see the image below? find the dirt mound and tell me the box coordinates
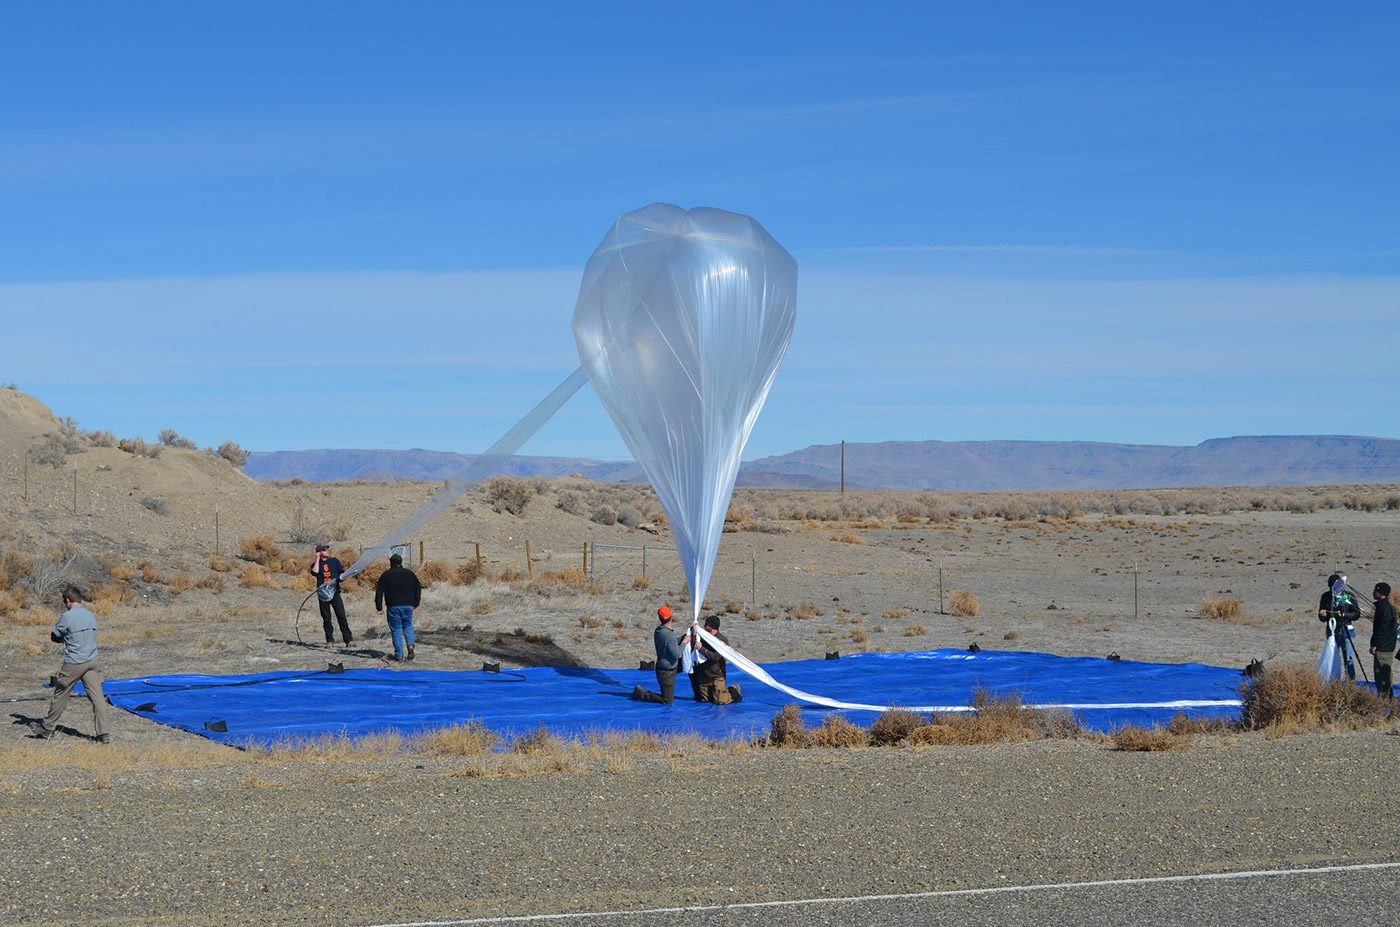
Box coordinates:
[0,387,64,450]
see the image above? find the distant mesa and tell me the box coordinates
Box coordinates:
[244,436,1400,492]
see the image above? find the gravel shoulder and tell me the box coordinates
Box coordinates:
[2,731,1398,926]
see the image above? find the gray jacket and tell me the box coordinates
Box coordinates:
[653,625,681,672]
[52,604,99,664]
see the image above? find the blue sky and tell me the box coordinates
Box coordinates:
[2,2,1396,461]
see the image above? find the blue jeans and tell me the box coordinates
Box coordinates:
[386,605,415,659]
[1334,626,1357,679]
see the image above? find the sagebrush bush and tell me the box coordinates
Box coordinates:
[216,441,248,467]
[118,436,161,459]
[483,476,532,516]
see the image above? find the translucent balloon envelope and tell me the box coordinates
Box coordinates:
[573,204,797,618]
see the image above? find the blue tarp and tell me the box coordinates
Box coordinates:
[105,649,1245,749]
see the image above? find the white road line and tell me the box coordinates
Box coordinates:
[360,860,1400,927]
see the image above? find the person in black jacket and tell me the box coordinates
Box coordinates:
[311,544,353,647]
[1318,573,1361,679]
[375,553,422,661]
[693,615,743,705]
[1369,582,1397,698]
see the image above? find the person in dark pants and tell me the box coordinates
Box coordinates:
[632,605,687,703]
[1369,582,1397,698]
[311,544,353,646]
[375,553,422,661]
[1318,573,1360,679]
[33,586,111,742]
[693,615,742,705]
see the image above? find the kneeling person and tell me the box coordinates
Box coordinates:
[632,605,683,703]
[693,615,742,705]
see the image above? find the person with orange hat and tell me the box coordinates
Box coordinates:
[631,605,687,704]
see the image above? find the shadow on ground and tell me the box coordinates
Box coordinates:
[414,625,589,668]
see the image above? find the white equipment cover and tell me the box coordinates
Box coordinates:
[573,204,797,621]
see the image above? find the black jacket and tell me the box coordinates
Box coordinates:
[1371,599,1398,653]
[375,565,422,610]
[1319,589,1360,627]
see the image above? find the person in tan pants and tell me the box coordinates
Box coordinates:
[33,586,111,743]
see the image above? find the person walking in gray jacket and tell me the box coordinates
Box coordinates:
[32,586,111,742]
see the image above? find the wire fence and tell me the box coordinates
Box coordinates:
[587,541,758,607]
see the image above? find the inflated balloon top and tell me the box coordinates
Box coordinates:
[573,204,797,620]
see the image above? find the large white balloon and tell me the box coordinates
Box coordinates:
[573,204,797,618]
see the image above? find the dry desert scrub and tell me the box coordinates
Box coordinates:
[1238,664,1396,734]
[1198,597,1246,622]
[766,690,1084,749]
[950,590,981,617]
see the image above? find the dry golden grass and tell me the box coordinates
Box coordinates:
[788,602,822,620]
[239,534,284,568]
[238,562,271,588]
[10,604,57,627]
[1198,597,1246,622]
[632,575,650,590]
[950,590,981,617]
[414,720,498,756]
[851,629,868,644]
[1111,725,1184,751]
[809,714,867,748]
[867,708,926,745]
[417,560,456,586]
[830,533,866,544]
[882,607,908,619]
[1239,664,1396,733]
[903,623,927,637]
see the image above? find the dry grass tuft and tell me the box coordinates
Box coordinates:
[903,623,927,637]
[1239,664,1396,733]
[950,590,981,617]
[414,721,499,756]
[768,704,808,747]
[788,602,822,620]
[1198,597,1246,622]
[1112,725,1185,751]
[882,607,908,619]
[417,560,456,586]
[867,708,926,746]
[809,714,867,748]
[239,534,285,569]
[238,562,272,588]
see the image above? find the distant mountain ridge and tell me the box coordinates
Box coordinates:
[245,435,1400,491]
